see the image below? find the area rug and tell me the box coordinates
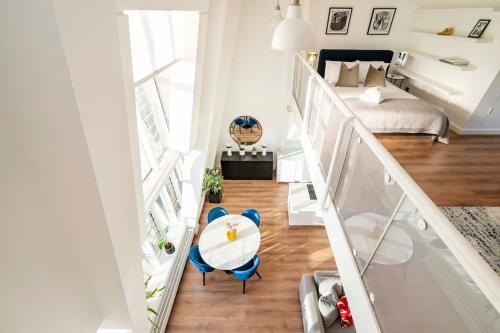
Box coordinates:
[440,207,499,275]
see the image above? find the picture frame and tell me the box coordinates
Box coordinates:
[395,51,408,66]
[325,7,353,35]
[468,19,491,38]
[367,8,396,35]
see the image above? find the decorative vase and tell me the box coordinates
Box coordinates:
[262,145,267,156]
[226,145,232,156]
[226,229,237,241]
[164,242,175,255]
[239,149,245,156]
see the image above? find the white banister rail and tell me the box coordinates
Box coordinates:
[292,52,500,331]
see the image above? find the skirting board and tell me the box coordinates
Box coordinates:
[450,121,500,135]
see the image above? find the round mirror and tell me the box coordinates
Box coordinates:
[229,116,262,146]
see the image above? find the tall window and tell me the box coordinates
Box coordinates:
[141,159,184,266]
[136,79,170,164]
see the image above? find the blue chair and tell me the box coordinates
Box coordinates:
[188,245,215,286]
[207,207,228,224]
[231,256,262,294]
[242,208,260,227]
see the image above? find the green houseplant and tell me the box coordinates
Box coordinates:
[202,168,224,203]
[145,276,164,329]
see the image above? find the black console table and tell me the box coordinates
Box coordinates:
[221,152,273,180]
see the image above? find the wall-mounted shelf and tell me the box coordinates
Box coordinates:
[416,7,500,13]
[410,31,494,44]
[407,51,476,71]
[397,67,463,96]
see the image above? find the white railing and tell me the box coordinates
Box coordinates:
[292,54,500,332]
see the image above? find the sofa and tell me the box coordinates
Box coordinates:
[299,271,356,333]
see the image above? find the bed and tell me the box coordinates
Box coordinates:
[317,49,450,144]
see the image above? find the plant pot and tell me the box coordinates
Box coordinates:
[208,191,222,203]
[164,242,175,255]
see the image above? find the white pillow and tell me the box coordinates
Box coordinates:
[357,61,389,82]
[324,61,357,84]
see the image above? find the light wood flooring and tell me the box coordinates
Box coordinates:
[377,132,500,207]
[166,180,335,332]
[167,132,500,332]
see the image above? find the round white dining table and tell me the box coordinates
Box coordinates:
[199,214,261,270]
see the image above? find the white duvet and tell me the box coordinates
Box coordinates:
[328,81,450,144]
[329,81,417,100]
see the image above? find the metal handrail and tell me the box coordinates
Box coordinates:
[294,53,500,313]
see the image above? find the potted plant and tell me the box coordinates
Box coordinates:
[157,238,175,255]
[251,146,257,156]
[145,276,164,329]
[203,168,224,203]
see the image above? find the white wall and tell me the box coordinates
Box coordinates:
[308,0,500,131]
[215,0,291,164]
[51,0,149,331]
[0,0,143,332]
[466,69,500,131]
[308,0,418,52]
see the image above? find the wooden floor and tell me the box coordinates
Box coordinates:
[166,180,335,332]
[166,132,500,332]
[377,132,500,207]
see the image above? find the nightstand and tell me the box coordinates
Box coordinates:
[386,73,405,88]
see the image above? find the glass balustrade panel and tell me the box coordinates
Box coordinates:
[362,197,500,333]
[333,130,404,272]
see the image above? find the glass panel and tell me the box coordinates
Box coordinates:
[307,81,322,137]
[128,11,175,81]
[139,143,152,181]
[333,131,404,272]
[136,80,169,162]
[153,69,171,129]
[363,197,500,333]
[169,170,182,204]
[165,181,181,216]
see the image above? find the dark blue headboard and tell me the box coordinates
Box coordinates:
[317,49,394,78]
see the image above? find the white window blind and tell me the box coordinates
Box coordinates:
[128,11,176,82]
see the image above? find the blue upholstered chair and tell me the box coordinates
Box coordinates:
[231,256,262,294]
[207,207,228,224]
[242,208,260,227]
[188,245,215,286]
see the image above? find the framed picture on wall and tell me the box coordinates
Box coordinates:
[468,19,491,38]
[367,8,396,35]
[326,7,353,35]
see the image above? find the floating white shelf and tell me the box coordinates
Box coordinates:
[407,51,476,71]
[410,30,494,44]
[415,7,500,13]
[397,68,463,95]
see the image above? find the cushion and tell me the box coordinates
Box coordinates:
[318,277,344,297]
[337,296,353,328]
[324,61,356,84]
[357,61,389,82]
[318,291,339,328]
[364,65,387,87]
[335,63,359,87]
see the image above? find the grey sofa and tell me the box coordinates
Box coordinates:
[299,271,356,333]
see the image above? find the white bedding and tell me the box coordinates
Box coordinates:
[328,81,450,144]
[329,81,417,100]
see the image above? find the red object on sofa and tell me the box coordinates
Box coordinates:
[337,296,353,328]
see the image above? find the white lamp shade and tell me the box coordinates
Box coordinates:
[268,8,283,31]
[272,5,313,51]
